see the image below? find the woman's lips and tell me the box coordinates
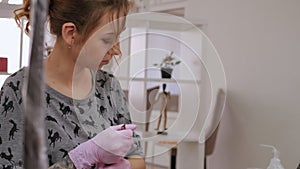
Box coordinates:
[100,60,110,65]
[101,60,109,64]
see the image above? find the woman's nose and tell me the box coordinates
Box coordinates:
[111,42,121,56]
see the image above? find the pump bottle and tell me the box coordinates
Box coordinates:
[260,144,285,169]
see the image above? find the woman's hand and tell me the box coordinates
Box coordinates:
[91,124,136,164]
[68,124,136,169]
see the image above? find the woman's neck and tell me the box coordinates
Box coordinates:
[45,41,93,99]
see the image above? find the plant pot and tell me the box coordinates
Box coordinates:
[161,67,173,79]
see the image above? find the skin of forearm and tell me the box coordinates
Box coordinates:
[128,156,146,169]
[48,156,75,169]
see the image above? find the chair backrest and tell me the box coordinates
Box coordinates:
[145,86,160,131]
[146,86,160,110]
[204,88,226,155]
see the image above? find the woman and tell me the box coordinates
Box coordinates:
[0,0,145,168]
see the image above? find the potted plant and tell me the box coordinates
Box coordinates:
[154,51,181,78]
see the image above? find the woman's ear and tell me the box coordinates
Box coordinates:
[62,22,77,46]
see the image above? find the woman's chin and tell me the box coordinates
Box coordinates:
[98,62,109,68]
[98,64,104,70]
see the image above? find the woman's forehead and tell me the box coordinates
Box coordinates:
[95,17,126,36]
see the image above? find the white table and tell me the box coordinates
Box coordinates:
[141,131,204,169]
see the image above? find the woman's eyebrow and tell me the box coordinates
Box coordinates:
[103,32,117,37]
[105,32,115,35]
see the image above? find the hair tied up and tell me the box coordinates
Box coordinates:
[13,0,31,34]
[48,0,54,11]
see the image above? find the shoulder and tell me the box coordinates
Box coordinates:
[0,67,27,104]
[5,67,26,81]
[2,67,27,90]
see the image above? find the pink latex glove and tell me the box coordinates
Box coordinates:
[68,124,136,169]
[98,159,131,169]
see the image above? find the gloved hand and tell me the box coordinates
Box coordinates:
[98,159,131,169]
[68,124,136,169]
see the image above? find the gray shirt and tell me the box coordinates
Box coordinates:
[0,68,143,168]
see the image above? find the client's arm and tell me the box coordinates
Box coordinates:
[48,156,75,169]
[128,155,146,169]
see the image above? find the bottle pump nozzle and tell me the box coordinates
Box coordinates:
[260,144,284,169]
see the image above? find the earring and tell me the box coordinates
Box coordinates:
[68,38,74,49]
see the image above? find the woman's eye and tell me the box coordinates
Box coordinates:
[102,39,113,45]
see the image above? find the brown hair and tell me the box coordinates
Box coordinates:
[14,0,131,42]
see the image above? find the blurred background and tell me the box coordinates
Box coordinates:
[1,0,299,169]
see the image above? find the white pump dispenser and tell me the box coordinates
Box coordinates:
[260,144,285,169]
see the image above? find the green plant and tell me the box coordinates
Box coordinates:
[153,51,181,68]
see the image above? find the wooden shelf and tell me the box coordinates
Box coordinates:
[148,0,186,13]
[118,76,201,84]
[0,2,21,18]
[140,131,199,142]
[126,13,204,31]
[0,72,10,75]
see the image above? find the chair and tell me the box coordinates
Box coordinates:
[145,86,160,132]
[144,85,160,159]
[145,85,178,169]
[203,88,225,169]
[146,85,179,169]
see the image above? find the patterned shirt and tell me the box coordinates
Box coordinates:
[0,68,143,169]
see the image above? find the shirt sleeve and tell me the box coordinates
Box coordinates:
[0,71,77,169]
[0,75,24,168]
[110,76,144,158]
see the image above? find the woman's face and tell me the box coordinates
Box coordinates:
[76,16,124,70]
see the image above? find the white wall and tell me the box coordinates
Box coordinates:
[185,0,300,169]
